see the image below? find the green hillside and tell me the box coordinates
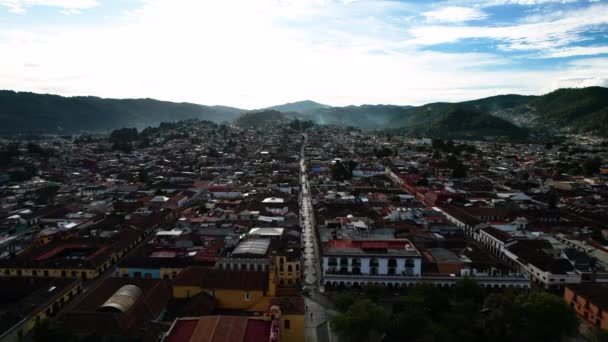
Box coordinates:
[528,87,608,134]
[234,110,290,128]
[0,91,243,134]
[266,100,329,113]
[1,87,606,137]
[399,106,528,139]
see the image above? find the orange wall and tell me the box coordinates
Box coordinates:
[564,287,608,330]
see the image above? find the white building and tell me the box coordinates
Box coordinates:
[321,238,422,288]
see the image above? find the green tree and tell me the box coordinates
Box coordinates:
[35,184,60,205]
[452,162,467,178]
[516,292,578,341]
[332,299,389,342]
[335,292,358,312]
[591,329,608,342]
[109,127,138,144]
[452,278,485,305]
[582,158,602,176]
[480,294,524,342]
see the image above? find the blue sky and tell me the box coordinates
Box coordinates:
[0,0,607,108]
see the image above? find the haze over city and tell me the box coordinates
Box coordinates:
[1,0,607,108]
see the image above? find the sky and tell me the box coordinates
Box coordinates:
[0,0,607,109]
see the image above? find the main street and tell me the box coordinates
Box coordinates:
[300,133,340,342]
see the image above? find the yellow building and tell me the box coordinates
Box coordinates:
[271,297,305,342]
[0,230,145,281]
[276,255,301,288]
[173,265,277,312]
[0,277,82,342]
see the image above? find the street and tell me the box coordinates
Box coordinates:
[300,133,340,342]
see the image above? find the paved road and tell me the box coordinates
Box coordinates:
[300,134,341,342]
[299,134,323,291]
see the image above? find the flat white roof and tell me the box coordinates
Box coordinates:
[156,229,184,236]
[248,228,284,237]
[262,197,284,204]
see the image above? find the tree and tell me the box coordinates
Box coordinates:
[582,158,602,176]
[335,292,358,312]
[36,184,60,205]
[112,141,133,153]
[375,147,393,159]
[432,139,445,149]
[480,294,524,342]
[446,155,459,169]
[547,190,559,209]
[138,169,149,183]
[591,329,608,342]
[331,160,354,181]
[385,301,432,342]
[452,162,467,178]
[416,178,429,186]
[332,299,389,342]
[516,292,578,341]
[109,127,138,144]
[452,278,485,305]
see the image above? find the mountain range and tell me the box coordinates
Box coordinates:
[1,87,607,138]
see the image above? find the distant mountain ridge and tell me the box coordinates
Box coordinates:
[0,87,606,137]
[0,91,243,134]
[265,100,330,113]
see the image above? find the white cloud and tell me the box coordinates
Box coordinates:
[410,4,608,54]
[544,45,608,57]
[0,0,98,14]
[483,0,578,6]
[423,6,488,23]
[0,0,606,108]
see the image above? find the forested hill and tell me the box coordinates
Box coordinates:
[0,91,243,134]
[1,87,607,137]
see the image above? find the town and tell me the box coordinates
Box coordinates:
[1,119,608,342]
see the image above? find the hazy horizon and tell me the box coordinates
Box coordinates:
[2,86,600,111]
[1,0,607,109]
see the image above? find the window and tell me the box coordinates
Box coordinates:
[284,319,291,329]
[4,269,9,275]
[287,265,293,272]
[245,291,251,301]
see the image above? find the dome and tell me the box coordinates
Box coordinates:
[98,285,143,313]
